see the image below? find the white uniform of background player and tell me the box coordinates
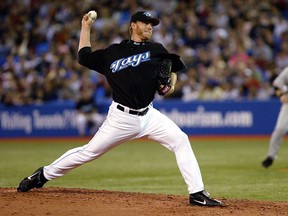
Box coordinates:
[262,66,288,168]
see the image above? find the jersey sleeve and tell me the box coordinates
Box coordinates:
[78,47,106,74]
[155,43,169,54]
[153,43,187,72]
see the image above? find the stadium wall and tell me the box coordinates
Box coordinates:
[0,99,280,137]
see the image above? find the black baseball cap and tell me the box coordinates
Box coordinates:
[130,11,160,26]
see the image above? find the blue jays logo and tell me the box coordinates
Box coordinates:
[110,51,151,73]
[143,12,152,17]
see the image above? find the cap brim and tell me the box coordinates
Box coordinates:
[135,17,160,26]
[148,18,160,26]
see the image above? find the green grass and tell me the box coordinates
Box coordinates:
[1,137,288,201]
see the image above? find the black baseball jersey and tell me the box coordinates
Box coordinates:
[78,39,170,109]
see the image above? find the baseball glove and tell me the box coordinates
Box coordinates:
[154,53,187,72]
[156,59,172,96]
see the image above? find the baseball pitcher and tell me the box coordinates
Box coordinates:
[17,11,225,207]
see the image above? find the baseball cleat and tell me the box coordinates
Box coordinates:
[189,190,226,207]
[262,156,274,168]
[17,167,48,192]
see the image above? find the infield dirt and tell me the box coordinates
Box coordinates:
[1,187,288,216]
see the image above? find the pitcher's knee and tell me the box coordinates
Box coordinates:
[180,131,189,142]
[173,132,190,146]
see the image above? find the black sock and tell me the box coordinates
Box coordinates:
[40,170,48,183]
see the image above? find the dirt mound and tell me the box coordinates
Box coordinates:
[1,187,288,216]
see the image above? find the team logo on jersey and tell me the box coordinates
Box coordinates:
[110,51,151,73]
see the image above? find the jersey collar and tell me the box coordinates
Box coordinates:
[121,39,148,45]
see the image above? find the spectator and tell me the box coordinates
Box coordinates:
[75,89,105,136]
[275,41,288,69]
[252,37,273,70]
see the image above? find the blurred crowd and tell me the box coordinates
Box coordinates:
[1,0,288,106]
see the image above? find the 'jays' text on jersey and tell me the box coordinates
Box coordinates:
[78,40,170,109]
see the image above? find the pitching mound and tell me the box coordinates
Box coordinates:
[1,187,288,216]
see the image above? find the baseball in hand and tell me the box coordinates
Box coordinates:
[88,10,97,21]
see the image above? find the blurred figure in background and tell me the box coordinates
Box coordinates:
[262,66,288,168]
[75,88,105,136]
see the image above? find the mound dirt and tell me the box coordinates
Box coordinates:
[1,187,288,216]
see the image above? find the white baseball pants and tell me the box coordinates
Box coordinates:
[43,101,204,194]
